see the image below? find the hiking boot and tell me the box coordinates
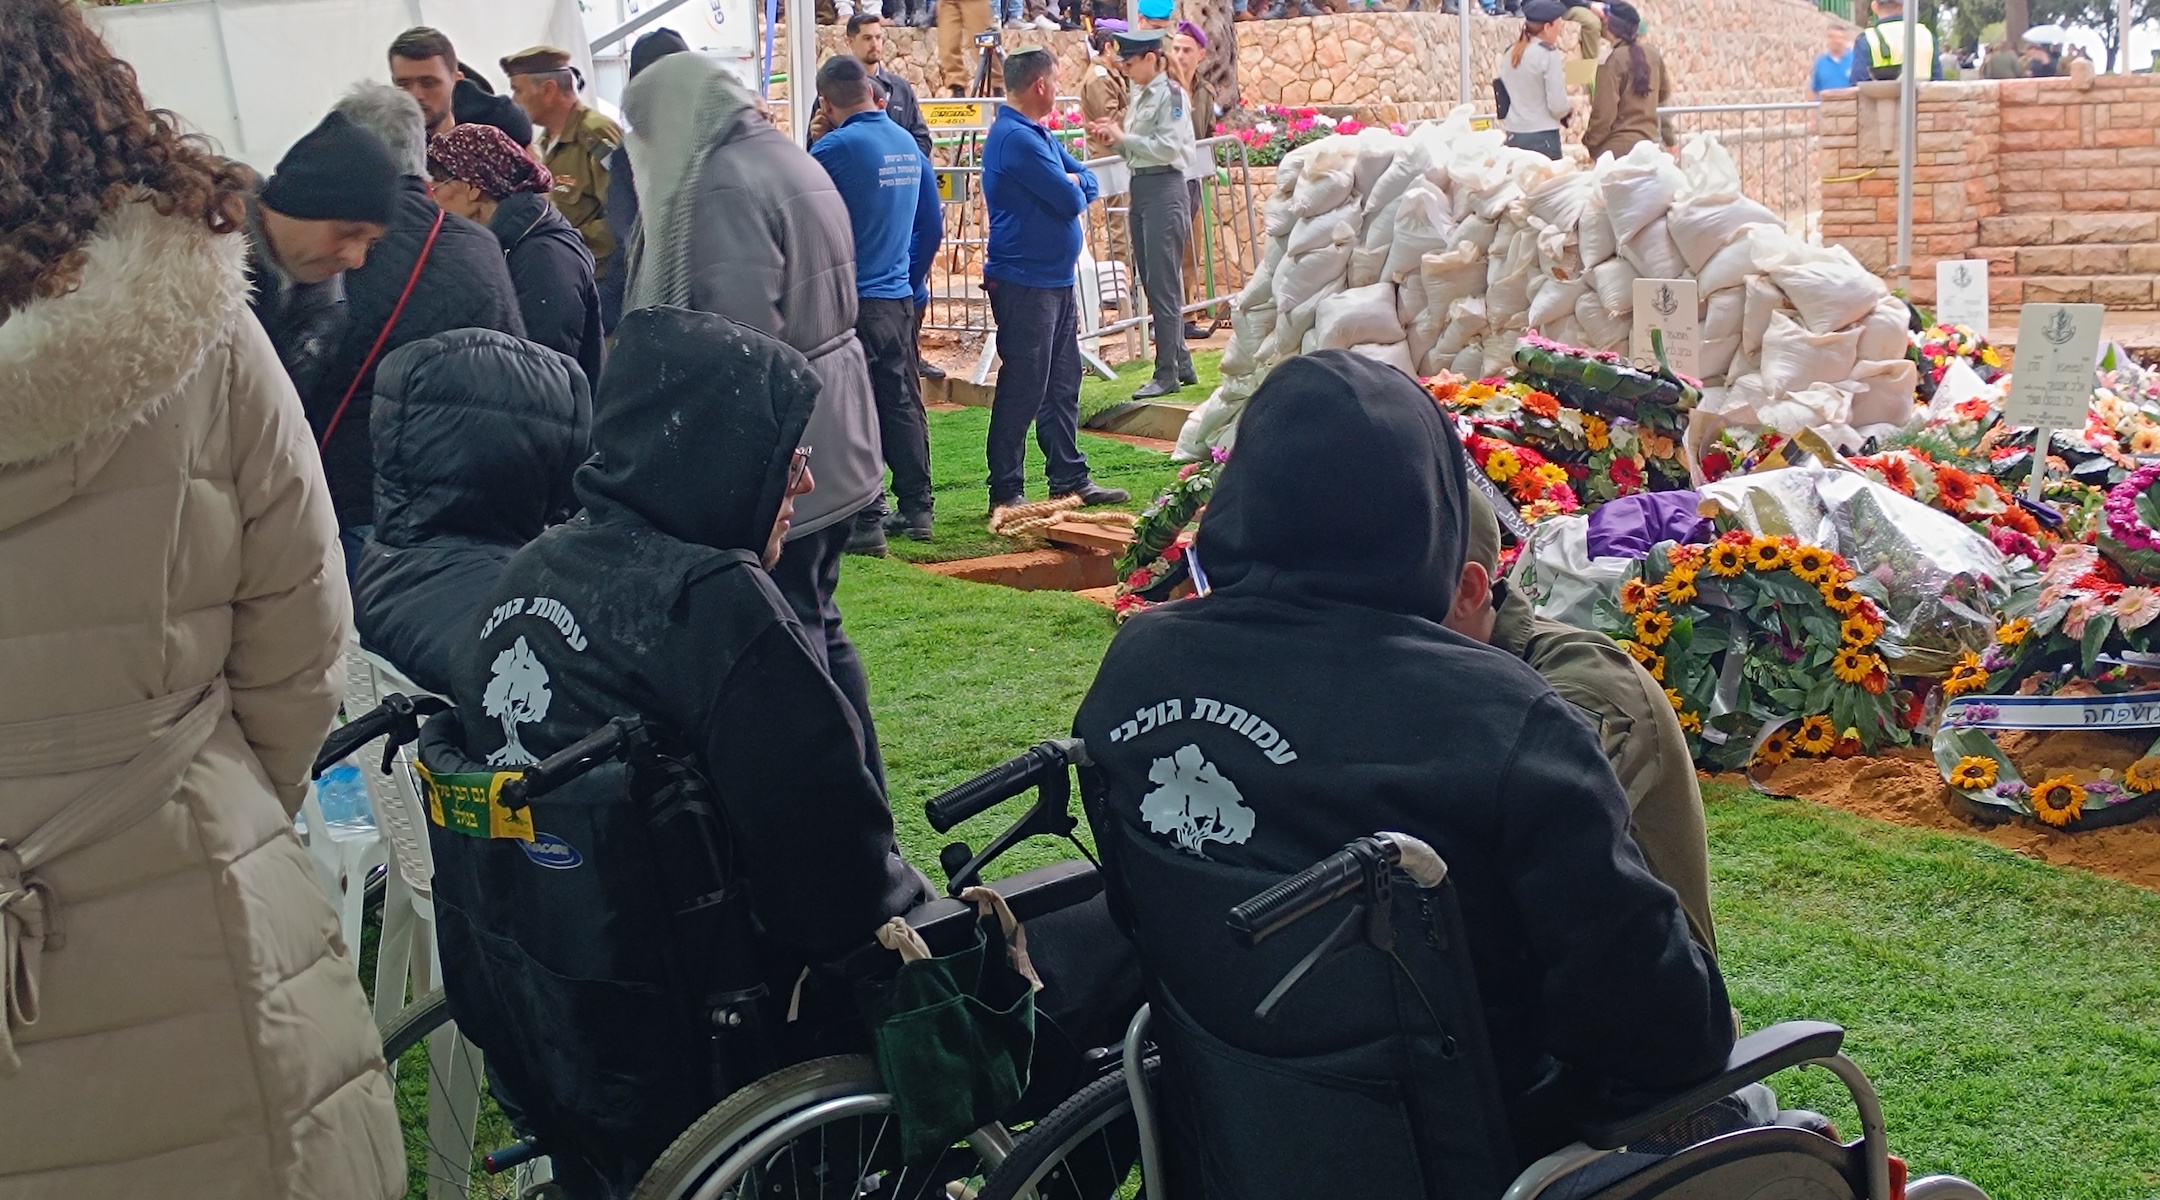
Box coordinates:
[1133,379,1183,399]
[1057,482,1131,507]
[884,509,935,541]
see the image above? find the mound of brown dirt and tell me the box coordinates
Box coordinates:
[1717,739,2160,892]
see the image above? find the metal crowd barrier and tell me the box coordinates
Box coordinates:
[908,99,1265,383]
[1657,102,1824,241]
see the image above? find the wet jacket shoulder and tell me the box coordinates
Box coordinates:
[1076,352,1730,1151]
[492,191,605,388]
[1498,592,1717,953]
[355,328,592,696]
[304,178,525,529]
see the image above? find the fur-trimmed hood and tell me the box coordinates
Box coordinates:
[0,198,251,471]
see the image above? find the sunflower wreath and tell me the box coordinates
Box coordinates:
[1932,692,2160,831]
[1602,530,1909,771]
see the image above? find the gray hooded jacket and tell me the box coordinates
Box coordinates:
[621,53,882,539]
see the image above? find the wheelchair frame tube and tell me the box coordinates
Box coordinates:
[1498,1051,1894,1200]
[1124,1004,1166,1200]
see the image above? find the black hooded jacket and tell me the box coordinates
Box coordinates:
[1075,352,1732,1191]
[492,191,605,389]
[353,329,592,696]
[429,307,931,1192]
[304,176,525,529]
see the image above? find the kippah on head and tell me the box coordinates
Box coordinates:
[816,53,872,107]
[260,110,401,225]
[1004,45,1057,93]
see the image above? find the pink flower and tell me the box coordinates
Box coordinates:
[2114,586,2160,631]
[2065,593,2108,639]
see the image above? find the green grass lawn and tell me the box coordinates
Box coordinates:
[884,407,1184,564]
[1074,348,1223,426]
[842,557,2160,1200]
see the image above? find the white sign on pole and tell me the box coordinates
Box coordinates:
[1935,259,1991,334]
[1631,278,1700,380]
[2006,302,2106,500]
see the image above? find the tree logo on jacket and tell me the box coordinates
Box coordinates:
[483,636,553,766]
[1141,744,1256,857]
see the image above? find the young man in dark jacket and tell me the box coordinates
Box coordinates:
[428,122,606,389]
[312,83,525,578]
[1075,351,1733,1185]
[431,307,933,1194]
[354,329,592,696]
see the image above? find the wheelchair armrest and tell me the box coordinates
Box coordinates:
[906,859,1103,957]
[1579,1020,1846,1151]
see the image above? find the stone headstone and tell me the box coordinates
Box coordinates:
[1631,278,1700,380]
[1935,259,1990,334]
[2007,302,2106,500]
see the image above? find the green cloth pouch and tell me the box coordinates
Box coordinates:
[855,913,1037,1161]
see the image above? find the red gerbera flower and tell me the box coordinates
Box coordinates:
[1608,456,1645,492]
[1935,467,1978,512]
[1700,449,1734,480]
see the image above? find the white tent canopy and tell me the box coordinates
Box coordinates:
[88,0,591,171]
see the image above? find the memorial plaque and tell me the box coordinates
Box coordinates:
[1935,259,1990,334]
[1631,278,1700,380]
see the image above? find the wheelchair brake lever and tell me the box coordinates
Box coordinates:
[942,766,1078,894]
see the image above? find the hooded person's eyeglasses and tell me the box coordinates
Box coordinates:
[789,445,814,490]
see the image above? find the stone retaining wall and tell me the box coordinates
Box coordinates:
[774,1,1835,122]
[1818,72,2160,309]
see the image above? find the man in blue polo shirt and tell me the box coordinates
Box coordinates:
[812,55,945,545]
[981,46,1129,511]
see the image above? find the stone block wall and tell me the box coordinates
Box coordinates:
[1818,73,2160,308]
[775,0,1835,122]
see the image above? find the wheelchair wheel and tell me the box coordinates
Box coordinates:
[977,1058,1158,1200]
[629,1054,1009,1200]
[379,989,542,1200]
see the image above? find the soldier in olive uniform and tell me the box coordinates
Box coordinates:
[502,47,623,298]
[1446,488,1719,954]
[1086,30,1197,399]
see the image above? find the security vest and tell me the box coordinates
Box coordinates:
[1864,17,1938,80]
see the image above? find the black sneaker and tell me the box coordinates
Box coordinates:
[1057,482,1131,507]
[919,360,948,381]
[1184,322,1211,341]
[844,520,889,557]
[1133,379,1183,400]
[883,509,935,541]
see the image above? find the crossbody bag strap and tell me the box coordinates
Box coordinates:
[318,208,447,454]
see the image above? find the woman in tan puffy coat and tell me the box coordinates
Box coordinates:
[0,4,403,1196]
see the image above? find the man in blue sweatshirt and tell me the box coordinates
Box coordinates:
[981,47,1130,511]
[813,55,946,545]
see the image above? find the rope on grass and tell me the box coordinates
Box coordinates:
[989,496,1084,548]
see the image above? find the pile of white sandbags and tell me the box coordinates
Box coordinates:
[1177,110,1921,463]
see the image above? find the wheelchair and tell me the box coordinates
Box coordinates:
[971,820,1998,1200]
[314,707,1106,1200]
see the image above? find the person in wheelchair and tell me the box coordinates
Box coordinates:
[353,328,593,695]
[1073,351,1736,1197]
[422,306,934,1197]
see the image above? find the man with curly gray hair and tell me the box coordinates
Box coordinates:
[304,82,525,585]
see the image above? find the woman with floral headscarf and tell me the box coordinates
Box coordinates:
[428,121,604,385]
[1583,0,1674,162]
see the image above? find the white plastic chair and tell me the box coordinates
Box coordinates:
[342,641,444,1024]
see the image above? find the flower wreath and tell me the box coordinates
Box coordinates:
[1461,430,1581,519]
[1847,447,2048,562]
[1604,531,1907,770]
[1110,453,1225,622]
[1909,322,2005,404]
[1933,695,2160,831]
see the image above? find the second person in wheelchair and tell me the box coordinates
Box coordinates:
[1075,350,1736,1195]
[425,307,936,1196]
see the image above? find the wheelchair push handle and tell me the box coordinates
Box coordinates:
[1226,832,1446,948]
[501,716,647,809]
[925,737,1087,833]
[312,693,450,780]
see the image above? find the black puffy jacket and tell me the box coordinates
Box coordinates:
[491,191,605,390]
[303,177,525,529]
[353,329,591,696]
[1075,352,1732,1197]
